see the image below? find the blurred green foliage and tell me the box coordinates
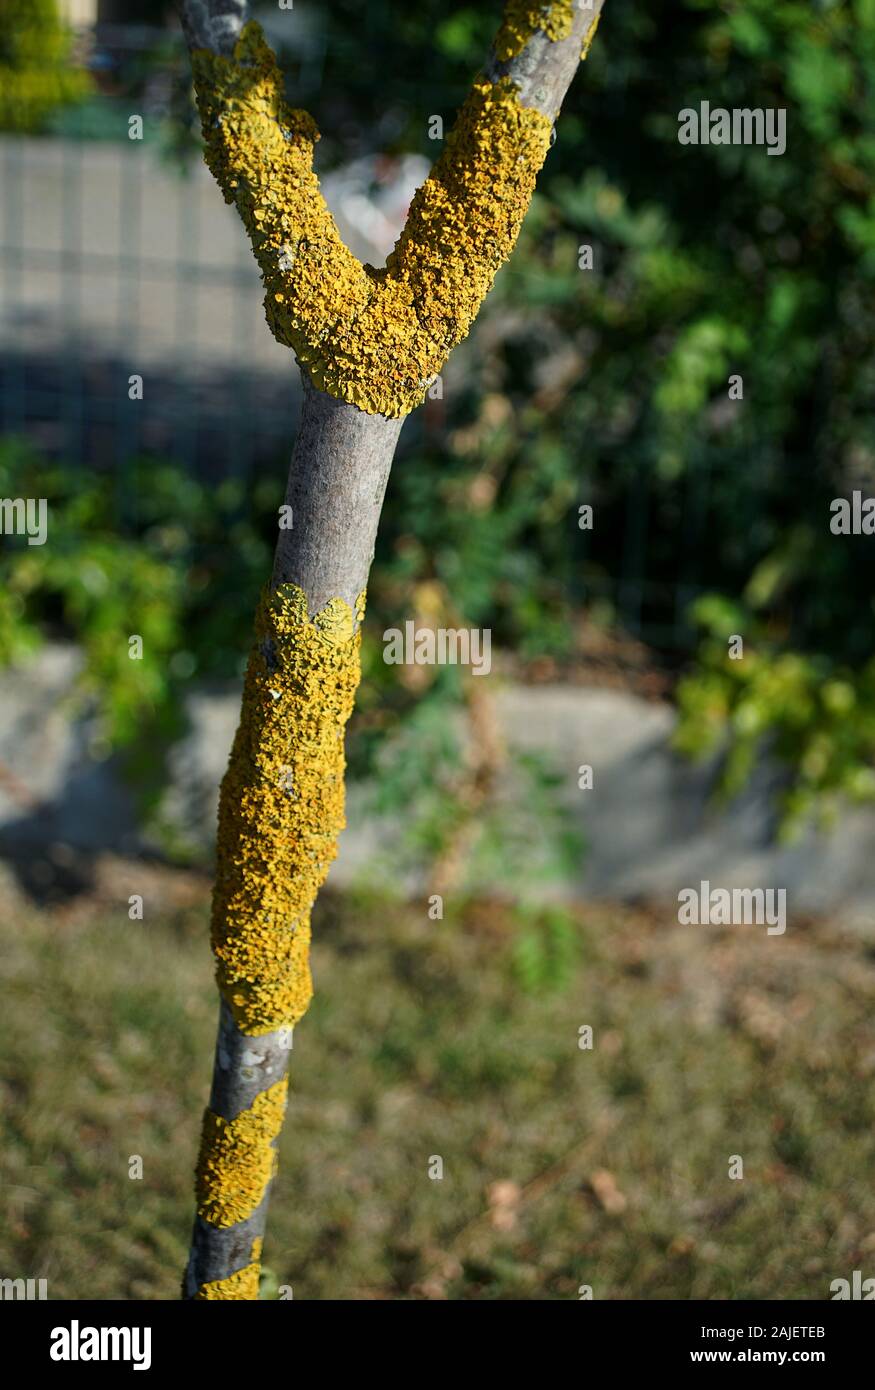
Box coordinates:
[675,595,875,838]
[312,0,875,828]
[0,442,195,808]
[0,0,91,132]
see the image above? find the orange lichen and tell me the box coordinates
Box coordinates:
[191,21,554,417]
[493,1,576,63]
[196,1080,288,1228]
[211,584,363,1034]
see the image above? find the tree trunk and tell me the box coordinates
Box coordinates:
[183,379,403,1298]
[180,0,605,1298]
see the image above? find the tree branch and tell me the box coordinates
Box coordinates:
[182,0,606,417]
[488,1,605,117]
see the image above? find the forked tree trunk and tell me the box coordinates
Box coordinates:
[179,0,605,1298]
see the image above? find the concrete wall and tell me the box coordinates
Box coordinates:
[2,644,874,928]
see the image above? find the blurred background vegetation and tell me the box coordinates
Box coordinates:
[2,0,875,856]
[3,875,874,1299]
[2,0,875,1301]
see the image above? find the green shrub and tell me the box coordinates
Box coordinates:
[0,0,91,132]
[0,439,579,884]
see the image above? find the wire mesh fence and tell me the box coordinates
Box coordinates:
[0,18,780,653]
[0,22,304,485]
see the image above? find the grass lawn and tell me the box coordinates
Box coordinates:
[1,856,874,1300]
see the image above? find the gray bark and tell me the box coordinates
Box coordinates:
[487,0,607,119]
[180,0,605,1297]
[179,0,249,56]
[273,376,404,616]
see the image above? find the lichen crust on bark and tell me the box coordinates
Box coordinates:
[211,583,365,1035]
[190,20,555,417]
[195,1081,288,1228]
[494,1,577,62]
[580,11,601,60]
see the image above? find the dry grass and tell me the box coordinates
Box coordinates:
[1,856,874,1299]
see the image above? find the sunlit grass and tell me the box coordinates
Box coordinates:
[1,861,873,1299]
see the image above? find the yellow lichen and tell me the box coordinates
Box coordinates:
[195,1264,260,1299]
[191,21,554,418]
[493,1,576,64]
[581,10,601,60]
[211,584,363,1034]
[196,1079,288,1228]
